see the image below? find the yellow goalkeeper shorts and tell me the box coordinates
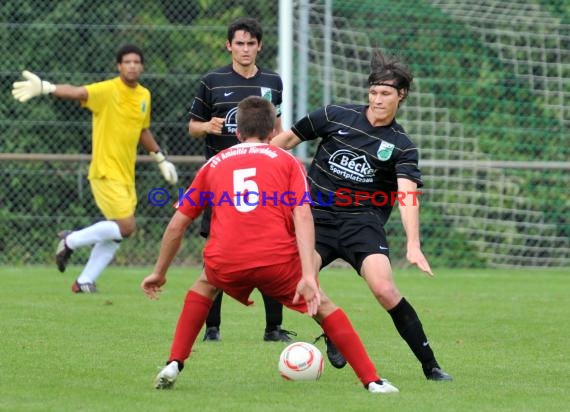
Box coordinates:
[90,178,137,220]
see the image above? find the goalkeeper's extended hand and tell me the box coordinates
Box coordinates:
[150,152,178,185]
[12,70,56,103]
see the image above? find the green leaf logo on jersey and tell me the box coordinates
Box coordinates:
[377,141,395,161]
[260,87,272,101]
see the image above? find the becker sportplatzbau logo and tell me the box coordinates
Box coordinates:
[328,149,375,183]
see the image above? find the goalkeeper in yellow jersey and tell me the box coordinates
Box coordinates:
[12,44,178,293]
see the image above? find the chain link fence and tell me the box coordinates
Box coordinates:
[1,0,569,268]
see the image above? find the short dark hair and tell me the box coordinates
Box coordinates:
[368,49,413,101]
[227,17,263,43]
[116,44,144,64]
[236,96,275,139]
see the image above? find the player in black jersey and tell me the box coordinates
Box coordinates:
[272,50,453,381]
[187,17,293,343]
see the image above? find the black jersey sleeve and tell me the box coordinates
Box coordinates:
[273,75,284,117]
[291,106,328,141]
[395,140,423,188]
[188,75,212,122]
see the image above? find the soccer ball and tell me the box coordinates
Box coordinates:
[278,342,324,381]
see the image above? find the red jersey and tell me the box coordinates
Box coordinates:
[177,143,310,271]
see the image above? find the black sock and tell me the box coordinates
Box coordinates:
[170,359,184,372]
[262,294,283,332]
[388,297,438,371]
[205,293,223,328]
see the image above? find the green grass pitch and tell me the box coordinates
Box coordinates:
[1,266,568,411]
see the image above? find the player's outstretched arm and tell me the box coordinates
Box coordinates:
[12,70,88,103]
[141,211,193,299]
[271,130,302,150]
[12,70,56,103]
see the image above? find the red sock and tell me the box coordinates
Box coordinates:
[321,308,379,386]
[168,290,213,363]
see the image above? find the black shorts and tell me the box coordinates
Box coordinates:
[314,210,390,274]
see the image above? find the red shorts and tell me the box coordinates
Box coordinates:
[204,256,308,314]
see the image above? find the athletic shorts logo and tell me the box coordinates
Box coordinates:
[337,129,350,135]
[224,91,234,97]
[377,141,395,161]
[328,149,375,183]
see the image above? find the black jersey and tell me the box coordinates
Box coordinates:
[292,104,423,218]
[188,64,283,159]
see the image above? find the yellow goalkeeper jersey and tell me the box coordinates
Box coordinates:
[82,77,151,185]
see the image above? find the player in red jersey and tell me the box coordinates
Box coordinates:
[188,17,289,343]
[142,96,399,394]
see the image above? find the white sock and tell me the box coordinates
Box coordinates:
[76,240,120,284]
[66,221,122,250]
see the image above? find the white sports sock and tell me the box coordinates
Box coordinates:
[66,221,122,249]
[76,240,120,284]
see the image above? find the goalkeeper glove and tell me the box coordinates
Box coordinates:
[12,70,56,103]
[150,152,178,185]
